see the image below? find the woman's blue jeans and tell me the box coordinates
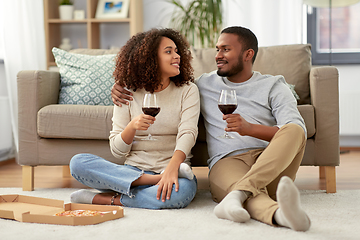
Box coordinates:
[69,153,197,209]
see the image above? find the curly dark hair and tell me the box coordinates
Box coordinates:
[113,28,194,93]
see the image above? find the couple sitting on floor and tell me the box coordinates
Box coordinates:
[70,26,310,232]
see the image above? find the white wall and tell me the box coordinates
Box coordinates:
[0,63,14,161]
[336,65,360,146]
[142,0,303,46]
[143,0,174,30]
[0,63,6,96]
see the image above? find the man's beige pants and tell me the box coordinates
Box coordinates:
[209,123,306,226]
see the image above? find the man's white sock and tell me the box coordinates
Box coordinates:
[274,176,311,231]
[214,190,250,223]
[178,163,194,180]
[70,189,97,204]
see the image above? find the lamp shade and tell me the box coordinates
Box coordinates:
[303,0,360,7]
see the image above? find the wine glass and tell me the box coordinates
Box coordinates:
[218,89,237,139]
[142,93,161,140]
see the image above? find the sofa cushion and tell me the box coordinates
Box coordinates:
[297,104,315,138]
[253,44,312,105]
[191,44,312,105]
[52,47,117,106]
[37,104,314,142]
[37,104,113,139]
[191,47,217,79]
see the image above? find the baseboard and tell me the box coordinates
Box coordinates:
[0,157,15,166]
[340,147,360,152]
[340,135,360,147]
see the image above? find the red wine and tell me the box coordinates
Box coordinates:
[142,107,161,117]
[218,104,237,115]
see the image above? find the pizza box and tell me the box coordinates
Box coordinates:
[0,194,124,225]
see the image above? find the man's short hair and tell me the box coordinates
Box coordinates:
[221,26,258,63]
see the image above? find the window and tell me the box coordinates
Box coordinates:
[0,12,3,62]
[307,2,360,64]
[0,1,3,62]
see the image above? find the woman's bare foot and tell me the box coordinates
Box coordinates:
[92,192,123,206]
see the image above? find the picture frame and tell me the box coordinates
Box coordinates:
[95,0,130,19]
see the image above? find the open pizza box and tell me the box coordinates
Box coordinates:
[0,194,124,225]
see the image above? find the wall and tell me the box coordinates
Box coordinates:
[0,62,6,96]
[337,65,360,147]
[143,0,174,30]
[0,62,14,161]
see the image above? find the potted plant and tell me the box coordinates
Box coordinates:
[167,0,223,48]
[59,0,74,20]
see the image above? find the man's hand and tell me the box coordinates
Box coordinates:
[224,114,252,136]
[111,83,133,106]
[224,114,279,142]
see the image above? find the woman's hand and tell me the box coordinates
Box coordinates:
[121,114,156,144]
[156,167,179,202]
[111,83,133,106]
[129,114,156,131]
[155,150,185,202]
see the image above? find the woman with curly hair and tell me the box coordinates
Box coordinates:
[69,28,200,209]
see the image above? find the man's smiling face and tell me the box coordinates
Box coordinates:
[215,33,245,78]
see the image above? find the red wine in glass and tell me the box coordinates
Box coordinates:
[142,93,160,140]
[218,104,237,115]
[142,107,161,117]
[218,89,237,139]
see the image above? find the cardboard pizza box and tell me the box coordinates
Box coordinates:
[0,194,124,225]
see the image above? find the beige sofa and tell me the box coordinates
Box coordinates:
[17,44,339,192]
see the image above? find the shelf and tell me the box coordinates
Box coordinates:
[89,18,131,23]
[47,18,131,23]
[48,19,88,23]
[43,0,143,69]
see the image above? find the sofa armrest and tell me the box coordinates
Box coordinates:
[309,66,339,166]
[17,70,60,165]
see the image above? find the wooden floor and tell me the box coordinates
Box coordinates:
[0,151,359,191]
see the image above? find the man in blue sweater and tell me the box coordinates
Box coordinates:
[111,26,311,231]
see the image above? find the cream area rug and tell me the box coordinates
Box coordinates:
[0,188,359,240]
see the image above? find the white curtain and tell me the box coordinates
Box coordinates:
[223,0,304,47]
[0,0,46,156]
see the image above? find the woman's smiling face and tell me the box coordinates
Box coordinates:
[157,36,181,81]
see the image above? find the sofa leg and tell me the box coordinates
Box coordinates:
[322,166,336,193]
[63,165,71,178]
[319,166,325,179]
[22,166,34,191]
